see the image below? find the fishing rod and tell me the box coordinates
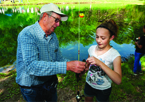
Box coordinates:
[75,0,85,101]
[75,59,85,102]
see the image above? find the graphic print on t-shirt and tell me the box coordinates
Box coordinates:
[86,63,106,85]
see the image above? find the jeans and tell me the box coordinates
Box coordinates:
[133,51,144,73]
[20,85,57,102]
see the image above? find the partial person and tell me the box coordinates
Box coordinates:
[16,3,85,102]
[133,25,145,75]
[83,19,122,102]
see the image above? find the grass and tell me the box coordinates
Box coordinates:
[0,0,144,12]
[0,0,144,6]
[0,70,22,102]
[0,0,144,14]
[1,55,145,101]
[109,55,145,101]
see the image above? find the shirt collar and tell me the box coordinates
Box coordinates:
[35,21,54,39]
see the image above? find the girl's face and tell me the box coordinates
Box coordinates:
[96,28,114,49]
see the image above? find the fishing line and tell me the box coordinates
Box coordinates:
[78,0,80,62]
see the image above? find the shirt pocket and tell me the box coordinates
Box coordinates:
[52,48,58,61]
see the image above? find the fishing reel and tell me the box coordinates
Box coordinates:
[75,72,85,102]
[76,90,84,102]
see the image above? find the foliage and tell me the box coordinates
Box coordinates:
[0,11,39,66]
[0,70,16,78]
[1,4,145,66]
[141,56,145,69]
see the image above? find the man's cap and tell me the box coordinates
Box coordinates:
[40,3,68,21]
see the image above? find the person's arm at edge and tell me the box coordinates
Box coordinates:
[135,41,142,49]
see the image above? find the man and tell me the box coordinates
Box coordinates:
[133,25,145,75]
[16,3,86,102]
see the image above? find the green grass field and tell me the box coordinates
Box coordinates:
[0,0,144,5]
[1,0,144,11]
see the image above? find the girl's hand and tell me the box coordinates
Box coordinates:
[86,56,101,66]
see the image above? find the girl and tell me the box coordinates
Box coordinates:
[84,19,122,102]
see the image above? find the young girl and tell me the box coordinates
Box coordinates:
[84,19,122,102]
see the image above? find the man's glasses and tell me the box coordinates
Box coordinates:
[47,13,61,23]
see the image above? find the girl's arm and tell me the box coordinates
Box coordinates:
[86,56,122,85]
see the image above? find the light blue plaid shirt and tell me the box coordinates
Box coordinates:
[16,21,69,86]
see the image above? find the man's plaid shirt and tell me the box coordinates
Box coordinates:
[16,21,68,86]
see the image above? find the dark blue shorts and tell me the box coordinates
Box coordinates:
[84,82,112,102]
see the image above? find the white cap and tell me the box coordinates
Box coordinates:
[40,3,68,21]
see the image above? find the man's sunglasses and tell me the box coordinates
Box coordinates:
[47,13,61,23]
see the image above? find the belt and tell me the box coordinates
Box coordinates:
[19,84,42,89]
[19,85,31,89]
[19,81,58,89]
[19,75,58,89]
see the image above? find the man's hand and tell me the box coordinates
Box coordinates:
[67,61,86,73]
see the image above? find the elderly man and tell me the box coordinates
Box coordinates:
[16,3,85,102]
